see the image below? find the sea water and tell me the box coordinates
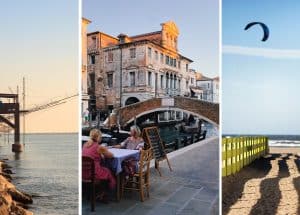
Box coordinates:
[223,134,300,148]
[0,133,78,215]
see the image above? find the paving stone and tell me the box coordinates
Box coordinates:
[194,187,218,203]
[82,139,219,215]
[166,187,199,205]
[147,203,180,215]
[178,199,211,215]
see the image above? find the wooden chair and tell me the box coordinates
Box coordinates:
[82,156,107,211]
[121,148,153,201]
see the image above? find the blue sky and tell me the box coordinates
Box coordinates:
[83,0,219,77]
[223,0,300,134]
[0,0,78,132]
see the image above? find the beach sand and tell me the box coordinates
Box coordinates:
[269,146,300,154]
[223,147,300,215]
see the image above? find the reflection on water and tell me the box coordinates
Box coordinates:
[0,133,78,215]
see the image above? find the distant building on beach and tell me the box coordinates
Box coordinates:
[196,73,219,103]
[86,21,198,111]
[81,17,91,114]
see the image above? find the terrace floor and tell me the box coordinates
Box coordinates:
[82,137,219,215]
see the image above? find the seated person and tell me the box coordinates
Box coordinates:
[82,129,116,200]
[114,125,144,150]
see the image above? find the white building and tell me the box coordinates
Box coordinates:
[196,74,219,103]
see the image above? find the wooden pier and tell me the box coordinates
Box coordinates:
[0,93,23,152]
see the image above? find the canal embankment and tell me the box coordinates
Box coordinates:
[82,136,219,215]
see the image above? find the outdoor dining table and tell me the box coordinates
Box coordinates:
[107,148,140,201]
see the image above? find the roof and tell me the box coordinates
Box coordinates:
[87,31,119,40]
[195,73,213,81]
[190,86,204,94]
[82,17,91,24]
[213,76,219,81]
[130,31,162,39]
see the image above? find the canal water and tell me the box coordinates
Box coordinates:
[159,122,218,143]
[0,133,78,215]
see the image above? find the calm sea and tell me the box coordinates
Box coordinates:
[0,133,78,215]
[223,134,300,147]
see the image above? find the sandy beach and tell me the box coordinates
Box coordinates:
[223,147,300,215]
[269,146,300,154]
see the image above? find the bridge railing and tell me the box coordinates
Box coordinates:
[222,136,269,177]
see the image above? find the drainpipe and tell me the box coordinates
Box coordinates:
[119,46,123,108]
[211,80,214,102]
[155,73,158,98]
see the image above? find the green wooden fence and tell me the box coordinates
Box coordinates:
[222,136,269,177]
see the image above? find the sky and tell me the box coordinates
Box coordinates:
[83,0,219,77]
[223,0,300,135]
[0,1,78,133]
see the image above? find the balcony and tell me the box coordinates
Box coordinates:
[122,86,154,93]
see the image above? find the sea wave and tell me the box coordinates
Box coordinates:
[269,140,300,147]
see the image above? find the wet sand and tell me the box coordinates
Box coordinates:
[223,147,300,215]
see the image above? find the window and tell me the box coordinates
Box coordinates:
[155,51,158,60]
[107,73,113,88]
[130,72,135,86]
[178,60,181,69]
[178,79,181,89]
[108,52,113,62]
[186,80,189,89]
[148,47,152,58]
[92,37,97,48]
[90,55,95,64]
[186,64,188,72]
[160,53,164,63]
[170,58,173,66]
[89,73,95,90]
[160,75,164,88]
[166,56,170,65]
[174,59,176,67]
[129,48,136,58]
[148,72,152,86]
[191,78,194,85]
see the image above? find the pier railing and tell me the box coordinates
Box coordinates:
[222,136,269,177]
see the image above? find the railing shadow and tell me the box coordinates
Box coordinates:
[222,154,279,214]
[293,156,300,214]
[249,154,291,215]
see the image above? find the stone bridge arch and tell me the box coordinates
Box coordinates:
[115,97,219,128]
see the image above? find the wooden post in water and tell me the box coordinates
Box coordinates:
[12,94,24,152]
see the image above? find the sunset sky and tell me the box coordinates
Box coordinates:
[83,0,219,77]
[0,0,78,133]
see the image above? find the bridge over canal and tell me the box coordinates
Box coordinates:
[114,97,219,128]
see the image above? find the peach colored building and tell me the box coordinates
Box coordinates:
[87,21,197,111]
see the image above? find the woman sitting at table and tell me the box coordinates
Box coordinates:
[113,125,144,150]
[82,129,116,193]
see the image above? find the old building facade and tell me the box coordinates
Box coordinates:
[196,73,219,103]
[87,21,197,111]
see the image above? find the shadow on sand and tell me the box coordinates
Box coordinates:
[249,154,291,215]
[222,154,279,214]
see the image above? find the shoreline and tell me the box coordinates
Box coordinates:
[0,159,33,215]
[269,146,300,154]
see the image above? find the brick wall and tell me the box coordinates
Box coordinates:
[116,97,219,127]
